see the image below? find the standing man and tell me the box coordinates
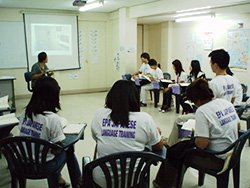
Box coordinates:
[31,52,53,88]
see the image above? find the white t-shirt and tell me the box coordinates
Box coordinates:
[91,107,161,187]
[195,98,239,155]
[148,67,164,81]
[175,71,188,83]
[233,76,243,106]
[139,63,150,75]
[19,110,66,160]
[189,71,206,82]
[91,107,161,158]
[209,75,240,105]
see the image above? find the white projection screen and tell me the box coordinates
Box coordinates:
[24,13,80,71]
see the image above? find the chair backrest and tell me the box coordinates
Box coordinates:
[82,151,163,188]
[163,72,171,80]
[0,136,64,179]
[24,72,33,92]
[227,129,250,171]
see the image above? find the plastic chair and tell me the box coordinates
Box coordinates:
[177,129,250,188]
[241,84,249,102]
[24,72,33,92]
[82,151,164,188]
[0,136,66,188]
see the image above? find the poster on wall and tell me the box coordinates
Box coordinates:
[227,29,250,70]
[203,31,213,50]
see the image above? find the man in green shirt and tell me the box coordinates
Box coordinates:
[31,52,53,88]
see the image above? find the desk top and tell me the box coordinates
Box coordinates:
[61,124,87,149]
[0,76,16,80]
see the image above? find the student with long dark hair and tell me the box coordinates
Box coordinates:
[160,59,188,112]
[19,77,81,188]
[91,80,163,187]
[188,60,206,82]
[154,79,240,187]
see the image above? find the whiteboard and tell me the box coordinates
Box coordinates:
[0,22,27,69]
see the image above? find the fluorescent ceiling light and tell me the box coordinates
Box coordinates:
[174,11,210,18]
[79,0,104,12]
[176,6,211,13]
[175,14,215,22]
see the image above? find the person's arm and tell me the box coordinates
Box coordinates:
[195,137,209,149]
[31,71,46,80]
[152,139,164,150]
[152,127,163,150]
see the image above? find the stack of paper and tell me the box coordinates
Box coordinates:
[0,95,10,110]
[181,119,196,131]
[0,113,19,126]
[63,123,87,134]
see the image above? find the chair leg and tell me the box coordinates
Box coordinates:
[47,173,59,188]
[11,174,18,188]
[198,171,205,186]
[217,172,229,188]
[19,178,26,188]
[233,162,240,188]
[176,165,188,188]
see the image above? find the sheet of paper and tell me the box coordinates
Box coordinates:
[0,113,19,126]
[0,95,10,110]
[63,123,86,134]
[181,119,195,131]
[161,79,173,84]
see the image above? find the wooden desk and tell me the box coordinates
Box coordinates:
[61,124,87,188]
[0,76,16,109]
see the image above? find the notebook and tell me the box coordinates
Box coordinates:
[0,113,19,126]
[63,123,87,134]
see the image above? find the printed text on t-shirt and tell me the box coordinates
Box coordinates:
[215,106,237,126]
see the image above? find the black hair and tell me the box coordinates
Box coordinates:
[38,52,47,63]
[226,67,234,76]
[105,80,140,127]
[172,59,184,76]
[186,79,214,103]
[208,49,230,70]
[148,59,158,66]
[25,77,61,120]
[140,52,150,61]
[190,60,202,79]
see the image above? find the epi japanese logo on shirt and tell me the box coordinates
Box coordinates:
[101,118,137,138]
[20,118,43,138]
[215,106,237,126]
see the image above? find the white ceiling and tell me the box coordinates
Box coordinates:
[1,0,250,24]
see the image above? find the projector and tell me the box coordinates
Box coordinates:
[73,0,87,7]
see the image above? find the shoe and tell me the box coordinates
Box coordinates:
[154,103,158,108]
[140,102,147,107]
[59,181,70,188]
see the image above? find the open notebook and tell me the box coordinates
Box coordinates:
[0,113,19,126]
[63,123,87,134]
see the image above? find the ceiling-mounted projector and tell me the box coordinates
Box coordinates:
[73,0,87,6]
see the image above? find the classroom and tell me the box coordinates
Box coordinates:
[0,0,250,187]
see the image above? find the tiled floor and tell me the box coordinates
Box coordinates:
[0,92,250,188]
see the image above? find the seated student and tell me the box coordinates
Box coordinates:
[91,80,163,187]
[18,77,81,188]
[31,52,53,88]
[132,52,151,78]
[140,59,164,107]
[208,49,242,106]
[159,59,188,112]
[154,79,240,188]
[180,60,206,114]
